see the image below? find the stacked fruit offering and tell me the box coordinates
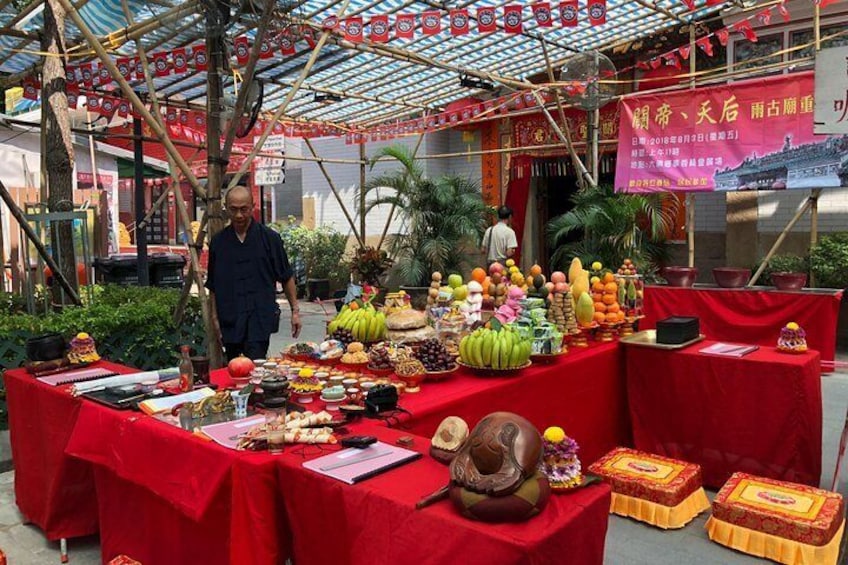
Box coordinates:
[327,301,386,343]
[329,328,354,348]
[415,338,455,372]
[459,326,532,370]
[368,344,394,371]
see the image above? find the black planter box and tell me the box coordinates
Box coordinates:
[656,316,700,344]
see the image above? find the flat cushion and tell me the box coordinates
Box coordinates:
[712,472,844,546]
[450,471,551,523]
[588,447,702,507]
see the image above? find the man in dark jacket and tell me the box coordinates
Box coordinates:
[205,186,301,361]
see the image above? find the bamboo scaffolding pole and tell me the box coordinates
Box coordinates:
[220,0,276,162]
[137,149,202,230]
[376,126,426,251]
[225,0,354,191]
[359,141,366,243]
[540,40,589,190]
[748,194,817,287]
[810,4,822,287]
[56,0,208,203]
[303,137,365,247]
[0,179,81,305]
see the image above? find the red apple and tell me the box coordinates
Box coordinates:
[227,355,255,381]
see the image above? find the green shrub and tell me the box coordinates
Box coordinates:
[753,254,810,286]
[0,285,204,370]
[811,233,848,289]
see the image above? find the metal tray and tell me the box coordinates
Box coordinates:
[619,329,705,350]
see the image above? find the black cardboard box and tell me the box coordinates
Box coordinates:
[656,316,700,344]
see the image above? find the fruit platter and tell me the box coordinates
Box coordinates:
[285,342,318,361]
[367,343,395,377]
[458,325,532,377]
[415,338,458,380]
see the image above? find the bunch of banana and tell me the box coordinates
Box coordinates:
[459,325,532,370]
[327,303,387,343]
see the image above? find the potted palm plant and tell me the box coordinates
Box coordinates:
[547,184,678,274]
[362,145,488,304]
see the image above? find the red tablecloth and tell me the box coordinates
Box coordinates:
[276,423,611,565]
[395,342,630,467]
[642,285,842,370]
[626,340,822,489]
[2,360,134,540]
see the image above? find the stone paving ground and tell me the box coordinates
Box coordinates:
[1,300,846,564]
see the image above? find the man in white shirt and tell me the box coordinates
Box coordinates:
[482,205,518,264]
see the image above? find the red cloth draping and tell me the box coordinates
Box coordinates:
[626,340,822,489]
[276,423,611,565]
[2,360,134,540]
[505,155,533,261]
[642,285,843,369]
[395,342,631,466]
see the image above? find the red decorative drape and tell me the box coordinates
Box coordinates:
[504,155,533,263]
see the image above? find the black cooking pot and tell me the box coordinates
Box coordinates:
[26,333,67,362]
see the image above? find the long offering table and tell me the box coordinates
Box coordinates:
[4,342,627,565]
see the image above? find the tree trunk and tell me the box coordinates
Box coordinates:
[42,0,77,306]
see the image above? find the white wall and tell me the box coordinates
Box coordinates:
[758,188,848,233]
[300,129,484,241]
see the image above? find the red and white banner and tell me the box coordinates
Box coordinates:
[370,14,390,42]
[450,9,470,35]
[80,63,94,88]
[395,13,415,38]
[97,65,112,86]
[22,76,39,100]
[172,48,188,73]
[260,39,275,59]
[533,3,553,27]
[504,5,523,33]
[587,0,606,26]
[615,72,845,193]
[559,1,579,27]
[344,17,364,42]
[477,7,497,32]
[422,11,442,35]
[153,52,170,77]
[193,45,208,71]
[234,36,250,64]
[280,36,296,55]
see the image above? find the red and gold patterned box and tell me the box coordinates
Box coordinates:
[712,473,844,547]
[588,447,702,507]
[108,556,142,565]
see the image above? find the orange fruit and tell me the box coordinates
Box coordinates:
[602,294,616,305]
[471,267,487,283]
[607,303,620,314]
[617,311,626,321]
[593,312,606,323]
[603,272,615,284]
[605,312,618,323]
[593,301,606,313]
[592,281,605,292]
[349,302,359,311]
[604,282,618,294]
[529,264,542,277]
[591,292,603,303]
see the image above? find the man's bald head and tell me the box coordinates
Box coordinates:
[225,185,253,207]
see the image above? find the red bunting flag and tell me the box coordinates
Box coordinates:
[260,39,274,59]
[477,7,497,32]
[450,9,470,35]
[678,44,691,59]
[778,2,790,22]
[421,11,441,35]
[100,96,118,118]
[117,100,129,118]
[663,52,681,69]
[65,65,77,86]
[22,76,39,100]
[636,60,650,70]
[681,0,695,10]
[178,110,189,127]
[396,14,415,38]
[533,2,553,26]
[706,0,723,5]
[166,107,178,124]
[191,111,206,129]
[696,36,714,56]
[715,28,729,46]
[193,45,208,71]
[234,36,250,64]
[172,48,188,73]
[587,0,606,26]
[504,5,523,33]
[86,96,100,113]
[344,17,364,42]
[816,0,839,8]
[322,15,339,30]
[279,36,296,55]
[67,86,79,109]
[756,8,772,25]
[733,20,757,42]
[134,58,145,78]
[97,65,111,86]
[370,15,390,42]
[80,63,94,88]
[649,57,661,69]
[559,1,578,27]
[115,58,130,80]
[301,26,317,48]
[153,52,170,77]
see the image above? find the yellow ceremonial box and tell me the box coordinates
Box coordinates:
[589,447,710,529]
